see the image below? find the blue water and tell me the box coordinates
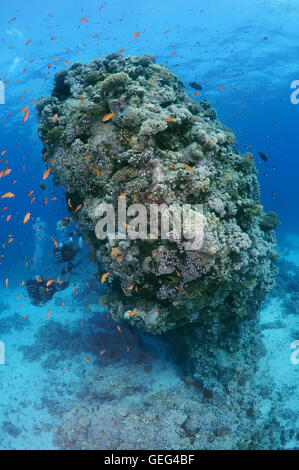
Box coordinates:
[0,0,298,450]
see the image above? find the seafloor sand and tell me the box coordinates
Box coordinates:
[0,234,298,450]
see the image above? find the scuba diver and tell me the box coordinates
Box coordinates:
[26,272,71,306]
[26,237,83,306]
[53,239,81,264]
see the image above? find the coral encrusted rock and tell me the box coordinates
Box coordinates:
[36,54,278,334]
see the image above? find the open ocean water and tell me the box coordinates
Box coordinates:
[0,0,298,451]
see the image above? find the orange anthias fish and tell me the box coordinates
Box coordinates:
[43,168,51,180]
[74,204,82,213]
[93,168,101,176]
[1,192,15,199]
[52,114,58,123]
[23,212,31,224]
[23,109,30,122]
[184,164,195,173]
[51,237,58,248]
[101,272,110,283]
[102,112,115,122]
[132,32,140,38]
[19,106,29,115]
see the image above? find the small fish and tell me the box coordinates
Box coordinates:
[165,116,174,122]
[259,151,269,162]
[128,310,137,316]
[132,32,140,38]
[51,237,58,247]
[23,212,31,224]
[102,112,115,122]
[1,192,15,199]
[74,204,82,213]
[52,114,58,123]
[184,164,195,173]
[189,81,202,91]
[23,109,30,122]
[43,168,51,180]
[93,168,101,176]
[101,272,110,283]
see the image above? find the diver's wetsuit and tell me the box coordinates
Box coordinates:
[26,276,69,306]
[54,244,80,263]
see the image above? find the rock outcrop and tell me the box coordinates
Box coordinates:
[36,54,278,335]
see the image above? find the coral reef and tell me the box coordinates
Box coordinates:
[36,53,278,335]
[19,313,288,450]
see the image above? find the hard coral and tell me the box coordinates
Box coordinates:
[37,54,279,335]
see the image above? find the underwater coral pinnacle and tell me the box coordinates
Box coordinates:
[37,53,278,334]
